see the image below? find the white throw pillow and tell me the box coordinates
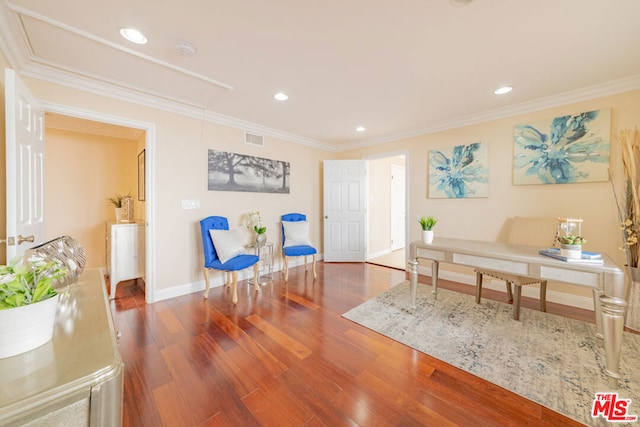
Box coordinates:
[209,229,245,263]
[283,221,311,248]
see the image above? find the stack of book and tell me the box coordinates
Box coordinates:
[538,247,604,264]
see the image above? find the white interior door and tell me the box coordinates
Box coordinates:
[390,164,405,251]
[323,160,366,262]
[4,68,45,260]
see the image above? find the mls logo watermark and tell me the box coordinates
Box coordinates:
[592,392,638,422]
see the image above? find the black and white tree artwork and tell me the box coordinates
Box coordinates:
[207,149,290,193]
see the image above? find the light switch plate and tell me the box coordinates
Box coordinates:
[181,199,200,209]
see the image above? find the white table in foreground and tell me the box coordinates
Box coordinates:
[0,269,123,426]
[408,238,627,388]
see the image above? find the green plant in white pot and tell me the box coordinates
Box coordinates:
[0,254,67,358]
[418,215,438,244]
[107,192,131,222]
[558,234,586,259]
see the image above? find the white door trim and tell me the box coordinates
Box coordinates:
[41,102,157,304]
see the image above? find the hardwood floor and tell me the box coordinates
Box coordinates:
[109,262,591,426]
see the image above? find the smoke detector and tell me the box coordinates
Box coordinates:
[450,0,474,6]
[176,41,196,57]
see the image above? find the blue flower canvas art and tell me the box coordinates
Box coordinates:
[429,142,489,198]
[513,109,610,185]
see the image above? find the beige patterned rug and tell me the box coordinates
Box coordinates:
[343,281,640,427]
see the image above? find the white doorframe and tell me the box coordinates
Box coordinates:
[390,163,405,251]
[364,150,409,262]
[41,102,157,304]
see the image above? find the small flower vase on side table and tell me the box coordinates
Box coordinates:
[422,230,434,244]
[256,233,267,247]
[114,207,123,222]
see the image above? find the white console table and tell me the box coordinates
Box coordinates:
[0,269,123,426]
[408,237,627,388]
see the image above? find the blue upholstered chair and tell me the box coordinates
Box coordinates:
[200,216,259,304]
[281,213,317,281]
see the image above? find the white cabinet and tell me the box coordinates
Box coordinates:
[106,221,145,299]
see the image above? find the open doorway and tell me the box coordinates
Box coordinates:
[43,110,154,302]
[365,152,408,270]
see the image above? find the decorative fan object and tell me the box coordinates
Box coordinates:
[28,236,87,288]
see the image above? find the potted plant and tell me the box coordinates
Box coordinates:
[418,215,438,244]
[108,192,131,222]
[245,211,267,246]
[0,254,67,358]
[557,234,586,259]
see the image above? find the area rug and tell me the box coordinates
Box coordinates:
[343,281,640,427]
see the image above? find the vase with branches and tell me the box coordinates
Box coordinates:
[612,127,640,331]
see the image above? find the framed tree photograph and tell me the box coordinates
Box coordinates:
[207,149,290,193]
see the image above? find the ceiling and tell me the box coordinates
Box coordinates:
[1,0,640,151]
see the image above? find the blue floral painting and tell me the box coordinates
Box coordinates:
[513,109,610,185]
[429,142,489,198]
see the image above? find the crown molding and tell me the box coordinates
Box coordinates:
[18,62,336,151]
[0,2,336,151]
[6,2,234,91]
[339,74,640,151]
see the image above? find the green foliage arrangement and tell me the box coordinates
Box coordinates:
[107,192,131,208]
[0,255,67,310]
[418,215,438,231]
[557,234,587,246]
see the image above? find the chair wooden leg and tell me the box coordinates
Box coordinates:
[540,281,548,312]
[304,256,308,272]
[513,284,522,320]
[231,271,238,304]
[225,271,231,288]
[284,256,289,281]
[312,254,317,278]
[475,271,483,304]
[506,281,513,304]
[203,268,210,299]
[253,264,259,290]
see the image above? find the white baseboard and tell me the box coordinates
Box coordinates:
[368,248,392,259]
[153,255,323,302]
[416,265,595,312]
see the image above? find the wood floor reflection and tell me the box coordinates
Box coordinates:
[109,263,590,426]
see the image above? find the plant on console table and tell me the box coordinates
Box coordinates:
[245,211,267,246]
[557,234,586,259]
[418,215,437,244]
[107,192,131,222]
[0,254,67,358]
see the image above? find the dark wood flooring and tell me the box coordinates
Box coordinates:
[109,262,593,426]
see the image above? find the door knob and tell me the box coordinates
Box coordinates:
[324,215,328,219]
[0,238,5,244]
[17,234,35,244]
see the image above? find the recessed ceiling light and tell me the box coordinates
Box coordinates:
[356,126,366,132]
[274,92,288,101]
[120,28,147,44]
[494,85,514,95]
